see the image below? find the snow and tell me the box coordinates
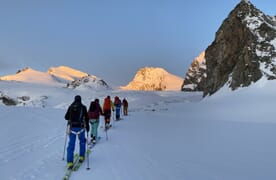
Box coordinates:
[272,38,276,50]
[1,76,276,180]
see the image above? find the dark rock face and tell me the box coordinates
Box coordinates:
[182,0,276,96]
[0,95,17,106]
[203,0,276,96]
[67,75,111,90]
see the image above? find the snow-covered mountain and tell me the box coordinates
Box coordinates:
[121,67,184,91]
[181,51,206,91]
[66,75,111,90]
[47,66,89,83]
[182,0,276,96]
[0,66,110,90]
[0,67,64,86]
[0,66,111,106]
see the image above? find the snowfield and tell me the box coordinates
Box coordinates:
[0,78,276,180]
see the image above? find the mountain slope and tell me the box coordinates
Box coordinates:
[181,51,206,91]
[121,67,183,91]
[181,0,276,96]
[204,0,276,96]
[47,66,88,83]
[0,66,110,90]
[0,67,63,86]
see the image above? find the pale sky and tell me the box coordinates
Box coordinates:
[0,0,275,87]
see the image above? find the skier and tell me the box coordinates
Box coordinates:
[114,96,122,120]
[102,95,114,129]
[88,98,103,144]
[122,98,128,116]
[64,95,89,169]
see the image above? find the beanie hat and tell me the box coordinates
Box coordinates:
[74,95,81,102]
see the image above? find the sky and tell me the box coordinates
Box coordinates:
[0,0,275,87]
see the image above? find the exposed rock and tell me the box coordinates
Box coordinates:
[67,75,111,90]
[0,95,17,106]
[203,0,276,96]
[181,51,206,91]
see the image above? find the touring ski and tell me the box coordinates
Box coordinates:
[73,149,92,171]
[62,154,79,180]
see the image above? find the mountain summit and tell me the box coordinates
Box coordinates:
[182,0,276,96]
[121,67,183,91]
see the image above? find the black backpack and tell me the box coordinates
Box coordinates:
[69,102,83,127]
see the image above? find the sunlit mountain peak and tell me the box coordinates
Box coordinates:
[47,66,88,82]
[0,67,61,86]
[121,67,184,91]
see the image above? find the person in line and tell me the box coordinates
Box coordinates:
[64,95,89,169]
[114,96,122,120]
[102,95,114,129]
[88,98,103,144]
[122,98,128,116]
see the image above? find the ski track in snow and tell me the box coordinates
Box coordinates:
[1,86,276,179]
[0,130,65,180]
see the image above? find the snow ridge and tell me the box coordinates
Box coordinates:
[0,66,109,90]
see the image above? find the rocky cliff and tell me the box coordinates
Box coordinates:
[181,51,206,91]
[182,0,276,96]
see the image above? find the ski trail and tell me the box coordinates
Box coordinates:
[70,111,177,180]
[0,107,68,180]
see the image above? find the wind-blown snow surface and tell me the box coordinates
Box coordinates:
[1,79,276,180]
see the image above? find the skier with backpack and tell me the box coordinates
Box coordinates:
[64,95,89,169]
[114,96,122,120]
[103,95,114,129]
[88,98,103,144]
[122,98,128,116]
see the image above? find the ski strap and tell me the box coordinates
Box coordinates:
[70,128,85,135]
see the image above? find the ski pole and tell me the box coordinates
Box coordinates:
[86,133,90,170]
[112,111,115,128]
[62,125,69,160]
[105,125,109,140]
[121,106,123,116]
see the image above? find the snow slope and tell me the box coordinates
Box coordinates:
[0,78,276,180]
[0,66,111,94]
[0,68,64,86]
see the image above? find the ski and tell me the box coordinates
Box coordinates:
[62,154,79,180]
[73,149,92,171]
[88,136,101,149]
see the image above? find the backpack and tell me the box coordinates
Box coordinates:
[69,102,83,126]
[88,101,99,119]
[123,99,128,106]
[114,97,121,106]
[103,98,111,110]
